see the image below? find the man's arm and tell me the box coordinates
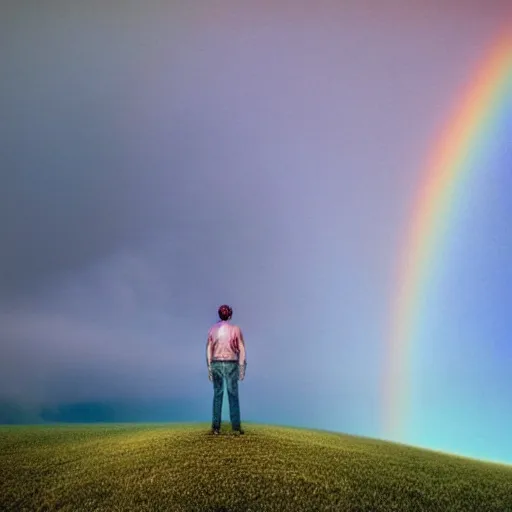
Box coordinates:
[206,333,214,381]
[206,333,213,367]
[238,328,247,380]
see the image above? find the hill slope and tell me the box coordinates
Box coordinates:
[1,422,511,511]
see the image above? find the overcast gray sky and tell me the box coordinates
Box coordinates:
[1,1,511,457]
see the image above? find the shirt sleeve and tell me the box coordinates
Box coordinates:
[238,327,246,366]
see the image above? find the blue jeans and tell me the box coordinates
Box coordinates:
[211,361,241,430]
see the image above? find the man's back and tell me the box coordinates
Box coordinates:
[207,320,245,362]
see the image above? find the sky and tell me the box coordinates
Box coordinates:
[1,1,511,464]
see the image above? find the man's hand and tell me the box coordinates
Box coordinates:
[239,362,246,381]
[208,365,213,382]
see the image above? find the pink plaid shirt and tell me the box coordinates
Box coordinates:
[206,321,246,366]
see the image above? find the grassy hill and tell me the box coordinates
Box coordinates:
[1,422,511,511]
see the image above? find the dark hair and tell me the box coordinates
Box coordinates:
[218,304,233,321]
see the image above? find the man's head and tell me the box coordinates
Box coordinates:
[218,304,233,321]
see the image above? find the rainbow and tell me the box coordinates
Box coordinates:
[384,30,512,440]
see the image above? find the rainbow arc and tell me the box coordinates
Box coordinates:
[384,30,512,440]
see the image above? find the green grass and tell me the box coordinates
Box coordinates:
[1,422,511,511]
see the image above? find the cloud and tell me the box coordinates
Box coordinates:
[1,1,511,464]
[0,294,201,405]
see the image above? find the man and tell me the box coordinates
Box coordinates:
[206,304,247,435]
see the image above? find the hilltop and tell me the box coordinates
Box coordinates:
[1,422,511,511]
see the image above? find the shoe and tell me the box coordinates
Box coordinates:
[232,429,244,435]
[211,428,220,435]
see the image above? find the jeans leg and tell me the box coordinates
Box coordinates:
[226,362,241,430]
[211,363,224,429]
